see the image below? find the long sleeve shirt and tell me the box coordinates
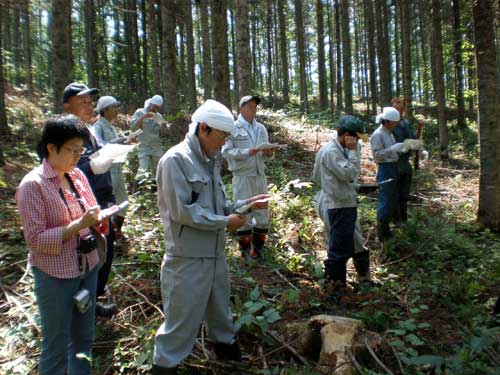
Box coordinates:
[16,159,100,278]
[370,125,399,164]
[157,130,247,258]
[313,138,360,209]
[221,115,272,176]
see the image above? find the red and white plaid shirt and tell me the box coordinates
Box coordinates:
[16,159,100,279]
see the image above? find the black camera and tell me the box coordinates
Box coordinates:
[78,233,97,254]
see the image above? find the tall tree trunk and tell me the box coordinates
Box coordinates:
[22,0,33,94]
[418,0,430,109]
[278,0,289,103]
[467,27,476,115]
[147,0,161,94]
[0,4,10,138]
[431,0,448,159]
[229,8,238,100]
[51,0,73,112]
[375,0,391,106]
[130,0,141,95]
[112,0,122,71]
[84,0,99,89]
[211,0,231,109]
[394,3,400,97]
[96,0,110,90]
[198,0,212,99]
[178,16,186,105]
[452,0,466,128]
[140,0,148,97]
[123,1,134,92]
[316,0,328,109]
[327,0,336,112]
[186,0,197,110]
[294,0,308,112]
[364,0,377,114]
[161,0,178,114]
[2,0,10,62]
[334,0,343,110]
[474,0,500,231]
[234,0,252,99]
[340,0,353,113]
[266,0,274,106]
[251,1,258,90]
[399,0,413,121]
[13,4,21,86]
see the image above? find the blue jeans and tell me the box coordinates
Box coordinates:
[33,266,98,375]
[376,163,399,222]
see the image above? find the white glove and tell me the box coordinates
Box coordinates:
[90,157,113,174]
[403,139,424,150]
[389,142,406,153]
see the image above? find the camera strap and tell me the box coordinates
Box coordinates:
[58,174,88,275]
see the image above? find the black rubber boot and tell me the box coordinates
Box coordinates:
[252,232,267,260]
[95,302,118,318]
[353,251,370,278]
[400,200,408,223]
[494,296,500,315]
[238,235,256,260]
[377,220,392,242]
[214,340,242,361]
[151,364,177,375]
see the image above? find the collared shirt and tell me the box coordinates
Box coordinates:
[370,125,399,164]
[239,115,258,142]
[93,117,120,146]
[221,114,271,176]
[157,131,239,258]
[130,108,164,153]
[313,138,360,209]
[16,159,100,278]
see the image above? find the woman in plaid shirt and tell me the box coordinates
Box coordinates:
[16,116,108,375]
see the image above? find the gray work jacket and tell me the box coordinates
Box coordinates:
[131,108,164,154]
[370,125,399,164]
[157,131,245,258]
[222,115,271,176]
[313,139,360,209]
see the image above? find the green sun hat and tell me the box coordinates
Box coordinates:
[337,115,368,142]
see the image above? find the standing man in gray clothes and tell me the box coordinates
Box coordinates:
[153,100,269,375]
[222,95,274,260]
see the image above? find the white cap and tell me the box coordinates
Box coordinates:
[96,96,120,113]
[376,107,400,124]
[191,99,234,133]
[145,95,164,110]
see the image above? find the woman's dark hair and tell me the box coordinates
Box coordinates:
[37,115,90,161]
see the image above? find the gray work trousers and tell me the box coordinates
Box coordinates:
[153,253,237,368]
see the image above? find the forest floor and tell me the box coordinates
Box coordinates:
[0,92,499,375]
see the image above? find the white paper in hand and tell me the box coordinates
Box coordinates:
[151,112,167,125]
[125,129,143,141]
[89,143,137,164]
[256,143,285,151]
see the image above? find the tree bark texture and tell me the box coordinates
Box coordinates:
[340,0,353,113]
[211,0,231,109]
[316,0,328,110]
[431,0,448,158]
[294,0,308,112]
[51,0,73,112]
[473,0,500,231]
[161,0,178,115]
[234,0,252,99]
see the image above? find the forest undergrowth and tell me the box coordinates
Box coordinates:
[0,93,499,375]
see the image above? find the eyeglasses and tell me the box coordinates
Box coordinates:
[62,145,86,156]
[212,129,230,141]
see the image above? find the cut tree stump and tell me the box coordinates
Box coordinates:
[283,314,389,374]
